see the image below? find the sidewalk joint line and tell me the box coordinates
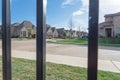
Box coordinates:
[111,60,120,72]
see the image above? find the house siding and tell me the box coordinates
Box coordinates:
[46,28,53,38]
[99,12,120,38]
[53,29,58,38]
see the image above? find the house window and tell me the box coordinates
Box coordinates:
[116,28,120,34]
[116,28,120,37]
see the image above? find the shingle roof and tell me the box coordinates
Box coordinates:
[11,21,35,36]
[99,21,113,28]
[21,20,33,29]
[51,27,56,32]
[57,28,65,35]
[105,12,120,17]
[46,24,52,32]
[11,23,20,36]
[11,23,20,26]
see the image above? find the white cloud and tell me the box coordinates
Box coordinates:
[61,0,120,31]
[71,0,89,31]
[72,0,88,16]
[72,0,120,31]
[73,10,84,16]
[61,0,80,8]
[62,0,74,6]
[99,0,120,22]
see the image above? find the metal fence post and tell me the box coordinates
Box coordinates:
[2,0,11,80]
[88,0,99,80]
[36,0,47,80]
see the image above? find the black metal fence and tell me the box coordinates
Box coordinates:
[1,0,99,80]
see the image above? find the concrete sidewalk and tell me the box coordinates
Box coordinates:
[0,49,120,73]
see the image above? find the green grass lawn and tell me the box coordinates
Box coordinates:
[47,38,120,47]
[0,57,119,80]
[47,38,88,45]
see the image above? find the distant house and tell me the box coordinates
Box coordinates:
[11,20,36,38]
[51,27,58,38]
[11,23,19,37]
[81,31,88,38]
[46,24,53,38]
[76,31,88,38]
[65,30,88,38]
[65,30,70,38]
[57,28,65,38]
[72,30,78,38]
[99,12,120,38]
[46,24,58,38]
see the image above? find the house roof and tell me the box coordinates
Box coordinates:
[105,12,120,17]
[11,20,36,36]
[11,23,20,26]
[21,20,33,29]
[11,23,20,35]
[51,27,56,32]
[99,21,113,28]
[57,28,65,34]
[46,24,52,32]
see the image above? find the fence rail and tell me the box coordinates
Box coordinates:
[2,0,11,80]
[88,0,99,80]
[2,0,99,80]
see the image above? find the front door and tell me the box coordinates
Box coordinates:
[106,28,112,37]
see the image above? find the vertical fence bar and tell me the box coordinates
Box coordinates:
[36,0,47,80]
[2,0,11,80]
[88,0,99,80]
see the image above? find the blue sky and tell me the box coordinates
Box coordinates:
[0,0,120,31]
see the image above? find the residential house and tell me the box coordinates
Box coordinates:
[65,30,70,38]
[99,12,120,38]
[51,27,58,38]
[72,30,78,38]
[11,23,21,37]
[46,24,53,38]
[57,28,65,38]
[65,30,88,38]
[76,31,88,38]
[11,20,36,38]
[81,31,88,38]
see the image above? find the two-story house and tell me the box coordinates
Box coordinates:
[99,12,120,38]
[46,24,58,38]
[11,20,36,38]
[51,27,58,38]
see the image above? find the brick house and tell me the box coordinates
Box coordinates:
[72,30,78,38]
[57,28,66,38]
[65,30,70,38]
[99,12,120,38]
[46,24,53,38]
[51,27,58,38]
[11,20,36,38]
